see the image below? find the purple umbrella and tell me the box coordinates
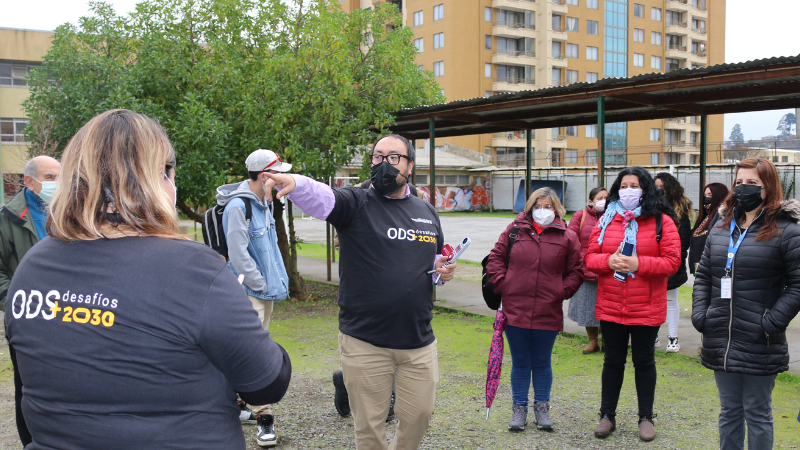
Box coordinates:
[485,308,507,420]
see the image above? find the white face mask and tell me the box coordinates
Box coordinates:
[593,199,606,213]
[532,208,555,226]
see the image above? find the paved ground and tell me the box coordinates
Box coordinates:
[292,216,800,375]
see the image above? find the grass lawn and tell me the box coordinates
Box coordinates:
[267,282,800,449]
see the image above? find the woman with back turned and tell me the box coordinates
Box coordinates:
[4,109,291,450]
[693,157,800,449]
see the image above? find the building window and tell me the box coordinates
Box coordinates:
[485,7,492,22]
[783,156,789,163]
[651,31,662,45]
[0,118,29,143]
[552,68,563,85]
[666,10,682,26]
[586,46,598,61]
[650,128,661,141]
[414,38,424,53]
[690,154,698,164]
[587,0,599,8]
[566,126,578,137]
[566,43,579,58]
[634,4,645,18]
[587,20,599,35]
[634,28,644,42]
[651,153,660,165]
[434,61,444,77]
[417,65,424,71]
[586,150,598,164]
[433,4,444,21]
[485,147,492,155]
[485,63,492,78]
[586,124,598,138]
[566,70,578,84]
[434,33,444,49]
[414,10,423,26]
[665,129,680,144]
[566,17,579,32]
[651,56,662,70]
[604,0,629,78]
[666,58,681,72]
[0,61,41,86]
[665,153,680,165]
[586,72,598,83]
[652,7,662,21]
[633,53,644,67]
[485,35,492,50]
[567,0,578,5]
[566,149,578,163]
[690,132,698,145]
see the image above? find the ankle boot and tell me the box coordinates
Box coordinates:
[583,327,600,354]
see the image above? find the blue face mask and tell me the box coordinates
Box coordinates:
[36,179,57,203]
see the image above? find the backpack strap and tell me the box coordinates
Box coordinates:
[505,227,520,267]
[656,213,663,243]
[244,197,253,225]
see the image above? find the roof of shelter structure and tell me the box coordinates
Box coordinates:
[388,55,800,140]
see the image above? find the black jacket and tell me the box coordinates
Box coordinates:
[689,212,719,275]
[667,214,691,290]
[692,201,800,375]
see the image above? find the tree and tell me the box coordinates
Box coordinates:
[728,123,744,143]
[23,0,443,301]
[777,112,796,138]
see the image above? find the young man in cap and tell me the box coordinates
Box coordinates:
[214,149,291,447]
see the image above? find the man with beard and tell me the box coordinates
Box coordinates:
[264,134,456,450]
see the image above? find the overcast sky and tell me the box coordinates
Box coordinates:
[2,0,798,140]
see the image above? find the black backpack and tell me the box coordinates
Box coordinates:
[479,214,663,310]
[481,227,520,310]
[202,198,252,261]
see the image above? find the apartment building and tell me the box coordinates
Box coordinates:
[339,0,725,167]
[1,27,52,198]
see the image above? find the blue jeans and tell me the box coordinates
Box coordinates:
[504,325,558,405]
[714,371,776,450]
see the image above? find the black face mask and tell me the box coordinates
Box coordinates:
[733,184,763,213]
[370,161,407,196]
[657,188,664,195]
[704,196,713,205]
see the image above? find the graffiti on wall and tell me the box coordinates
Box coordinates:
[418,177,491,212]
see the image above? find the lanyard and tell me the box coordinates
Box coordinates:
[726,219,748,273]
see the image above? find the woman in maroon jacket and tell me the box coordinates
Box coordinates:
[487,187,583,433]
[567,187,608,354]
[584,166,681,442]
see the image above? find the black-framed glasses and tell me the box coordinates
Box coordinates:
[370,153,410,166]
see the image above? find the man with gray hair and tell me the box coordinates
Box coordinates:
[0,155,60,447]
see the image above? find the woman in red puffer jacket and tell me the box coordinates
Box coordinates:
[584,167,681,443]
[567,187,608,354]
[487,187,583,433]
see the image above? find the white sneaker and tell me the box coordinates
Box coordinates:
[654,336,661,348]
[666,337,680,353]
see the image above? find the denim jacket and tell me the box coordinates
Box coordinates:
[217,181,289,301]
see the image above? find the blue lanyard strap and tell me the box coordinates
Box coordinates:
[726,219,748,273]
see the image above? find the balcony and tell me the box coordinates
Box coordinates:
[492,153,528,168]
[492,76,537,92]
[550,0,568,13]
[551,55,568,68]
[492,49,536,65]
[666,0,690,13]
[666,21,689,36]
[492,0,537,12]
[492,132,529,148]
[690,26,707,40]
[493,21,537,38]
[665,44,688,59]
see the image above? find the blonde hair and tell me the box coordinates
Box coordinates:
[523,187,566,218]
[48,109,183,241]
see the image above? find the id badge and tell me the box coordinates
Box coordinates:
[721,276,732,299]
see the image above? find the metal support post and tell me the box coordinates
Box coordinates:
[526,129,532,196]
[700,115,708,208]
[598,96,606,182]
[429,118,436,208]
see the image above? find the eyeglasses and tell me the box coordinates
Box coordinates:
[370,153,410,166]
[533,205,554,211]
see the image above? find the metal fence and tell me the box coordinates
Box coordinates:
[489,164,800,212]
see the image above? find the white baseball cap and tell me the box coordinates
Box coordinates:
[246,149,292,173]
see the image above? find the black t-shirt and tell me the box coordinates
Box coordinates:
[328,187,444,349]
[5,236,285,450]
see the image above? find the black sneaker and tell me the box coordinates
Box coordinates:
[386,392,396,422]
[238,401,257,424]
[332,370,351,417]
[256,414,277,447]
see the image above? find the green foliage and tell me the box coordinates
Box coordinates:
[23,0,444,209]
[777,112,796,138]
[728,123,744,142]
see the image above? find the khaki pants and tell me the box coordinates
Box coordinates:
[246,296,274,416]
[338,332,439,450]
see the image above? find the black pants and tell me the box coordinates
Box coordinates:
[9,344,32,448]
[599,320,660,417]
